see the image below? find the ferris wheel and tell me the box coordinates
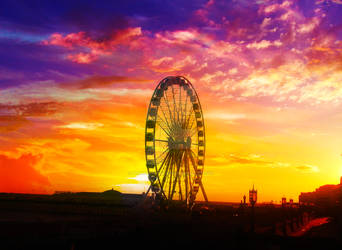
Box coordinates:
[145,76,208,207]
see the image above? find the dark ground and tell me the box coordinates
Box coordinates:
[0,193,341,250]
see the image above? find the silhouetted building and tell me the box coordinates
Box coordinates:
[299,177,342,207]
[282,197,286,207]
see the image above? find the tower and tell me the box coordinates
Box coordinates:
[249,185,257,232]
[249,185,257,206]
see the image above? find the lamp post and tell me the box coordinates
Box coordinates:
[249,185,257,232]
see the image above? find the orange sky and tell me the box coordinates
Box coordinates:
[1,0,342,203]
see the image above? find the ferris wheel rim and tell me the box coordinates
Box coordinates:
[145,76,205,205]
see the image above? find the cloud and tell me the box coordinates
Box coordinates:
[32,1,338,107]
[206,112,246,120]
[57,122,104,130]
[210,153,319,174]
[297,17,320,34]
[0,102,61,116]
[61,75,150,89]
[115,183,149,194]
[262,1,292,14]
[0,102,62,132]
[128,173,149,182]
[227,153,271,165]
[0,153,50,193]
[0,115,29,132]
[154,29,211,46]
[42,28,142,49]
[295,165,319,173]
[42,27,142,64]
[67,52,98,64]
[246,40,282,49]
[317,0,342,4]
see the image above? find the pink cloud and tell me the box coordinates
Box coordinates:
[36,0,342,107]
[42,32,89,48]
[42,27,142,64]
[246,40,282,49]
[67,52,98,64]
[262,1,292,14]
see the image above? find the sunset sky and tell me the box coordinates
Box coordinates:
[1,0,342,202]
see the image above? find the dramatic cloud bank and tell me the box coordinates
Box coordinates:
[1,0,342,201]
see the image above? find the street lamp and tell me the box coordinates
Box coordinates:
[249,185,257,206]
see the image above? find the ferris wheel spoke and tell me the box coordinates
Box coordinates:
[181,94,187,126]
[155,147,168,159]
[183,151,188,203]
[155,143,168,153]
[160,151,172,197]
[180,151,188,201]
[179,84,183,127]
[155,147,169,164]
[168,152,174,199]
[188,149,198,174]
[185,150,193,199]
[156,118,172,138]
[190,148,199,160]
[188,114,196,130]
[157,118,170,134]
[163,91,175,129]
[156,151,170,175]
[185,108,194,129]
[170,150,184,200]
[170,164,179,200]
[161,152,171,180]
[189,150,201,179]
[182,95,189,127]
[158,106,172,128]
[174,84,181,124]
[159,105,173,133]
[171,84,177,124]
[166,164,173,199]
[188,116,197,133]
[190,127,198,138]
[178,167,183,201]
[188,125,196,138]
[155,139,168,143]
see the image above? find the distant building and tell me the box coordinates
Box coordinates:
[282,197,286,207]
[299,177,342,207]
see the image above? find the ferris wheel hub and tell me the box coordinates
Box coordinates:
[186,136,191,149]
[168,137,187,150]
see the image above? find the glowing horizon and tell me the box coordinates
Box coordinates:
[1,0,342,203]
